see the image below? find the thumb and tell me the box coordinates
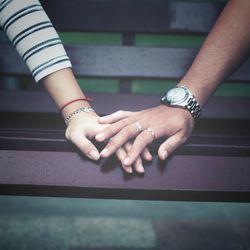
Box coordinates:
[158,132,186,160]
[69,133,100,161]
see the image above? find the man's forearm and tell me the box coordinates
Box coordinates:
[179,0,250,107]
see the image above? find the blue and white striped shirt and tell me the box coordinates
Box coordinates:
[0,0,72,82]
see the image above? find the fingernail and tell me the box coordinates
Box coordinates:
[126,166,133,174]
[96,133,104,141]
[162,150,168,160]
[146,151,152,161]
[124,157,130,166]
[100,147,109,157]
[137,163,144,173]
[88,150,100,160]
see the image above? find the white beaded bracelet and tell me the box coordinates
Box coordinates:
[64,106,95,125]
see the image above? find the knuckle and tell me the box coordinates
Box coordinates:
[116,110,124,116]
[124,142,132,151]
[123,126,135,136]
[119,119,128,127]
[115,128,134,144]
[65,126,81,141]
[141,131,152,142]
[107,138,119,149]
[85,145,95,154]
[137,135,146,144]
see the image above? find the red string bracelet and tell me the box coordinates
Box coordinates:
[60,97,92,113]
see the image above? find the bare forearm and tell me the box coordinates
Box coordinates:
[40,68,91,119]
[180,0,250,107]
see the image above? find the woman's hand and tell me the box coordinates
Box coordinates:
[65,112,150,174]
[96,105,194,167]
[65,112,105,161]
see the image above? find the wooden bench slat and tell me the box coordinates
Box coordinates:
[0,127,249,158]
[0,150,249,202]
[40,0,224,34]
[0,91,250,120]
[1,91,250,166]
[1,44,250,81]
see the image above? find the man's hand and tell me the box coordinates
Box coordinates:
[96,105,194,167]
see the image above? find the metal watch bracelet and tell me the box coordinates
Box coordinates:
[185,95,201,120]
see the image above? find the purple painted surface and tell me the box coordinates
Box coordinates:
[0,91,250,120]
[0,150,250,198]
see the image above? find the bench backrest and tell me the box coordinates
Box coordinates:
[0,0,250,202]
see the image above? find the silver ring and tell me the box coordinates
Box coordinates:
[134,122,143,132]
[145,128,155,141]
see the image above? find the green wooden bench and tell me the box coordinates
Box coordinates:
[0,0,250,202]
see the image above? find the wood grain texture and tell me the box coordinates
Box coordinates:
[1,44,250,81]
[0,150,250,201]
[0,91,250,120]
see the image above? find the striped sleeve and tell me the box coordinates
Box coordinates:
[0,0,72,82]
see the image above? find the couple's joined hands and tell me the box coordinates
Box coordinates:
[65,105,194,174]
[65,111,150,174]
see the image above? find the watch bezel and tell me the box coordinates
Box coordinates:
[165,86,189,105]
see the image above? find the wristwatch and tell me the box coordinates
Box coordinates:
[161,85,201,120]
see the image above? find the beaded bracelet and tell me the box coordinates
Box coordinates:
[64,106,95,125]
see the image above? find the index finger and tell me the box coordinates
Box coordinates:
[99,121,143,158]
[95,116,136,142]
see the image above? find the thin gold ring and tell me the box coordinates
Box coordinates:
[134,122,143,132]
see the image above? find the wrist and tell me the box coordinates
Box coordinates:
[178,77,215,108]
[61,100,91,119]
[161,85,201,120]
[60,96,93,119]
[64,106,96,125]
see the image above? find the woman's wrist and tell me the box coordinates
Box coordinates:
[64,106,96,125]
[59,97,92,113]
[41,68,93,116]
[61,99,93,120]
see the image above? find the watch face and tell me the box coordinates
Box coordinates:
[166,87,188,105]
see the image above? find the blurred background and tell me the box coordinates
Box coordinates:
[1,196,250,250]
